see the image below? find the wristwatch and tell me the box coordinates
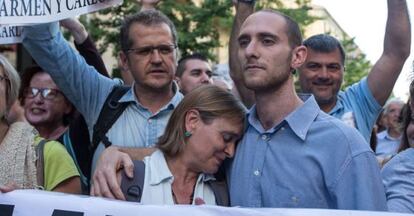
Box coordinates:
[238,0,255,5]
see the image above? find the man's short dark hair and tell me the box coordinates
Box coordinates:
[120,10,178,53]
[303,34,346,65]
[176,53,209,78]
[260,9,303,48]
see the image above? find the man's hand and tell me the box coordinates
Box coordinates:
[139,0,160,11]
[0,182,18,193]
[90,146,134,200]
[194,197,206,205]
[60,18,88,44]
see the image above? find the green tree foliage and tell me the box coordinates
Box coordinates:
[341,37,372,89]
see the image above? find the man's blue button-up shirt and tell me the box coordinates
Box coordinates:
[230,95,387,210]
[329,78,382,142]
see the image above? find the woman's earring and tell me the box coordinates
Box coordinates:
[184,131,192,137]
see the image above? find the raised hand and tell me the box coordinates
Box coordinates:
[138,0,160,11]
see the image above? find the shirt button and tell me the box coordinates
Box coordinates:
[254,170,260,176]
[281,127,285,131]
[261,135,267,140]
[148,119,152,123]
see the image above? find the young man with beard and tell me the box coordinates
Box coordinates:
[228,9,386,210]
[231,0,411,143]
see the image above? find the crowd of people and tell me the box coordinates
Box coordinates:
[0,0,413,213]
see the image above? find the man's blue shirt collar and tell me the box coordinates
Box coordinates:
[118,82,184,112]
[247,94,319,141]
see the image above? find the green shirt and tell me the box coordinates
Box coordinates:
[35,136,79,191]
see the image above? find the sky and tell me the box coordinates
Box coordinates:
[313,0,414,101]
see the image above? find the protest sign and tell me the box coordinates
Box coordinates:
[0,0,122,25]
[0,0,122,44]
[0,25,22,44]
[0,190,407,216]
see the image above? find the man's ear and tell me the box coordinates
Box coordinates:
[291,45,307,70]
[184,109,200,132]
[175,76,182,89]
[119,51,130,71]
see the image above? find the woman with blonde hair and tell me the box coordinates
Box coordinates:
[121,85,245,205]
[0,55,80,193]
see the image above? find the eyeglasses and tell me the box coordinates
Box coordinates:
[24,87,63,100]
[127,44,177,57]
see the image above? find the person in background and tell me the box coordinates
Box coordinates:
[15,18,111,193]
[18,65,90,192]
[381,79,414,213]
[375,99,404,161]
[175,53,213,95]
[0,55,80,194]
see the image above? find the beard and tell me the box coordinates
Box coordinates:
[243,69,291,94]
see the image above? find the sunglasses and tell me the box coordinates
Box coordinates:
[24,87,63,100]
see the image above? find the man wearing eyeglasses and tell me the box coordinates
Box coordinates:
[22,7,183,199]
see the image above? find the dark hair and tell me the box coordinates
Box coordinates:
[19,65,74,126]
[260,9,303,48]
[176,53,209,78]
[120,10,178,52]
[303,34,346,65]
[398,80,414,152]
[157,85,246,157]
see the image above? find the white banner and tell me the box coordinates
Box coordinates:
[0,190,409,216]
[0,0,122,25]
[0,25,22,44]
